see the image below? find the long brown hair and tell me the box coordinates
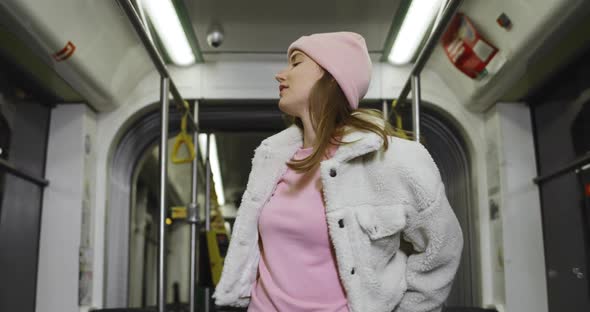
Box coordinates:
[286,70,410,173]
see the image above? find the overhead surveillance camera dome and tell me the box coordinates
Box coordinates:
[207,23,224,48]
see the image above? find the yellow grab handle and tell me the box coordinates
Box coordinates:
[171,133,196,164]
[171,111,196,164]
[171,206,187,219]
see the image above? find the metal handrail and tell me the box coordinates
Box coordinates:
[116,0,199,133]
[533,153,590,184]
[116,2,203,312]
[389,0,462,142]
[0,158,49,187]
[394,0,463,106]
[157,76,170,312]
[188,102,200,312]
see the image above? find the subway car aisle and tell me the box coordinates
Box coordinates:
[1,0,590,312]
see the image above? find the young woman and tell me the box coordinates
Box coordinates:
[212,32,464,312]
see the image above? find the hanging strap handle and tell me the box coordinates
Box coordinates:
[171,102,196,164]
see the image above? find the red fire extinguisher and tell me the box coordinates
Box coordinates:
[441,13,499,79]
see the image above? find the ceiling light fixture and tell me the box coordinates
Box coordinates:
[388,0,444,65]
[141,0,195,66]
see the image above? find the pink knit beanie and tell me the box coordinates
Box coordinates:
[287,31,372,110]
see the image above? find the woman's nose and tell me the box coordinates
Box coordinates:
[275,68,287,83]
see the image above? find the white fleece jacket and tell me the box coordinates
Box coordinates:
[212,119,464,312]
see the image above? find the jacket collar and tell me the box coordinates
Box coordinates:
[259,114,386,163]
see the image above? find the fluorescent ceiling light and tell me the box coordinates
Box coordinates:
[142,0,195,66]
[198,133,225,206]
[208,135,225,206]
[388,0,444,65]
[198,133,207,164]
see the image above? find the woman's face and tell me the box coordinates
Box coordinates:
[275,50,325,117]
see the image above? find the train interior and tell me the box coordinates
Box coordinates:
[1,0,590,311]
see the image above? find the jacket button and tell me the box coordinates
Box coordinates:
[338,219,344,228]
[329,168,337,177]
[351,268,355,275]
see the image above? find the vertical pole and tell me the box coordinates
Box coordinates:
[189,101,200,312]
[205,135,211,232]
[382,99,388,120]
[411,74,421,142]
[204,134,212,312]
[158,76,170,312]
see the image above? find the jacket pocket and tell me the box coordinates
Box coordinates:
[353,205,409,295]
[355,204,406,240]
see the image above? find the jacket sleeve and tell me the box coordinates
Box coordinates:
[396,143,464,312]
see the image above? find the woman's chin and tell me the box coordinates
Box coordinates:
[278,100,304,118]
[277,99,289,114]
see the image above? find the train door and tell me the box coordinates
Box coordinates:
[0,95,51,312]
[529,42,590,311]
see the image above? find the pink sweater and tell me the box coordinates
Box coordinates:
[247,145,350,312]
